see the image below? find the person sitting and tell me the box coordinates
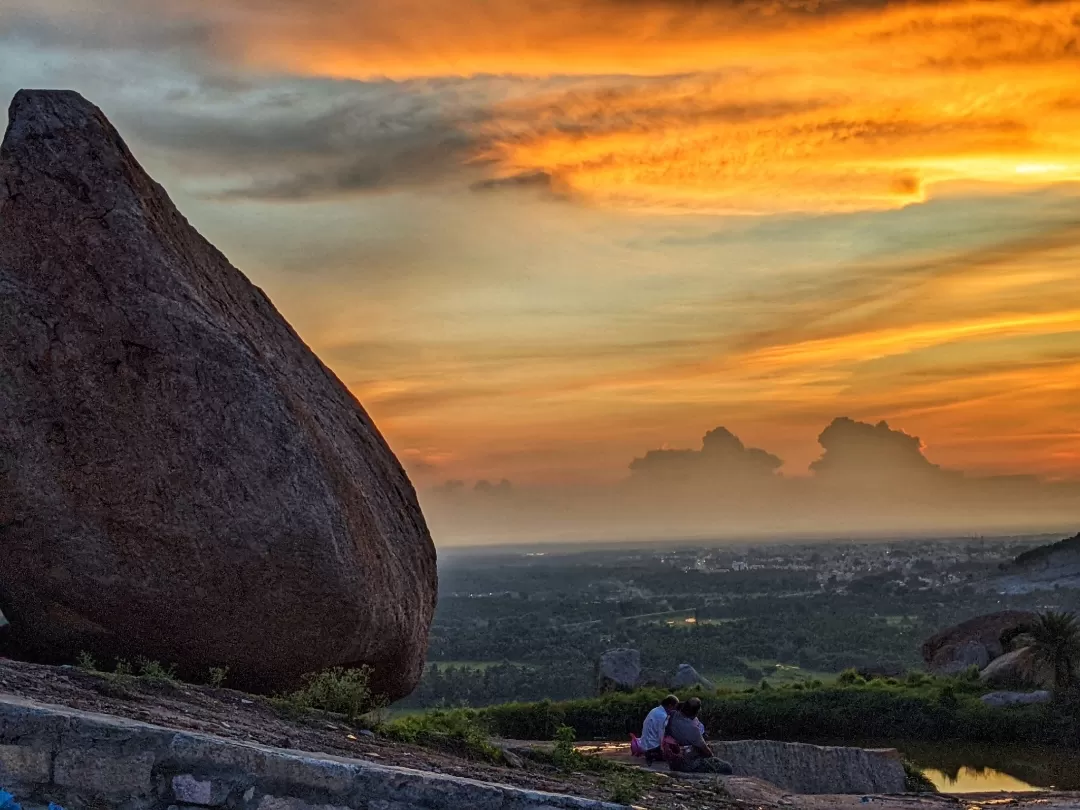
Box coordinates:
[664,698,733,774]
[633,694,679,764]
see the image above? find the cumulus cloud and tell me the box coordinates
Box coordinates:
[420,417,1080,545]
[810,417,952,481]
[630,427,783,482]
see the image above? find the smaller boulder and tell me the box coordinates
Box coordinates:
[597,648,641,692]
[922,611,1037,675]
[671,663,714,691]
[979,647,1053,690]
[980,690,1053,708]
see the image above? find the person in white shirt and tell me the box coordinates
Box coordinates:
[639,694,680,764]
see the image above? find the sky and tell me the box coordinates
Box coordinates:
[2,0,1080,543]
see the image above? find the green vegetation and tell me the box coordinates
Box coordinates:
[411,537,1067,709]
[275,666,380,723]
[74,652,178,683]
[1019,611,1080,690]
[134,657,178,682]
[75,651,96,672]
[902,761,937,793]
[477,679,1080,749]
[552,725,586,771]
[601,770,653,805]
[382,708,501,762]
[209,665,229,688]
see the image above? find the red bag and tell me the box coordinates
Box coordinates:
[661,735,683,765]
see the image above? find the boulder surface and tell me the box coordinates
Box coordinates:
[596,649,641,692]
[979,647,1052,690]
[711,740,907,794]
[670,663,714,691]
[921,611,1036,675]
[0,90,437,697]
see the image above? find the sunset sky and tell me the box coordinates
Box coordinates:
[3,0,1080,539]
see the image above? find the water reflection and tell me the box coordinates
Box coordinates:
[923,767,1042,794]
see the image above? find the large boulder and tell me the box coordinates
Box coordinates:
[0,90,437,698]
[979,646,1053,690]
[596,649,641,692]
[921,611,1037,675]
[671,663,714,691]
[711,740,906,794]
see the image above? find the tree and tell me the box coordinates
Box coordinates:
[1022,611,1080,690]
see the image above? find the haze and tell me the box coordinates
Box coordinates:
[3,0,1079,545]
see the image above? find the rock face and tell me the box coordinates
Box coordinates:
[671,663,714,691]
[922,611,1037,675]
[596,649,641,692]
[711,740,906,795]
[980,647,1052,690]
[0,90,437,697]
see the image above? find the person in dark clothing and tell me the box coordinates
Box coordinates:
[665,698,733,774]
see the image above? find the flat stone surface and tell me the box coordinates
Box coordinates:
[0,743,52,783]
[0,694,628,810]
[54,747,155,795]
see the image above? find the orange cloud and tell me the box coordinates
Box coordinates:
[222,0,1080,210]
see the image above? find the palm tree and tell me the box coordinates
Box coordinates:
[1021,611,1080,690]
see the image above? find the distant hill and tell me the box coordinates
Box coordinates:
[995,532,1080,594]
[1013,532,1080,567]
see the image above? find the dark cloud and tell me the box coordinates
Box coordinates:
[630,426,783,482]
[118,84,485,199]
[810,417,951,481]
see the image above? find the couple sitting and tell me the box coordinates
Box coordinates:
[632,695,732,774]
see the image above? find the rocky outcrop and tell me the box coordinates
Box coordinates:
[979,647,1052,690]
[596,649,641,692]
[921,611,1037,675]
[711,740,906,795]
[671,663,714,691]
[0,90,437,697]
[980,690,1053,707]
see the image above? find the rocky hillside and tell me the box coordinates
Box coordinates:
[996,532,1080,594]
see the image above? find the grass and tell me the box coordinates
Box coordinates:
[381,708,503,762]
[75,652,178,683]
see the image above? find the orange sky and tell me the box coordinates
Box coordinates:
[3,0,1080,530]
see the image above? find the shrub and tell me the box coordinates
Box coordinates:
[280,667,379,723]
[75,651,97,672]
[837,668,861,685]
[552,725,585,771]
[209,666,229,688]
[477,680,1080,748]
[136,658,178,682]
[903,761,937,793]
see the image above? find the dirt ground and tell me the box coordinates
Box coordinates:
[0,658,1077,810]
